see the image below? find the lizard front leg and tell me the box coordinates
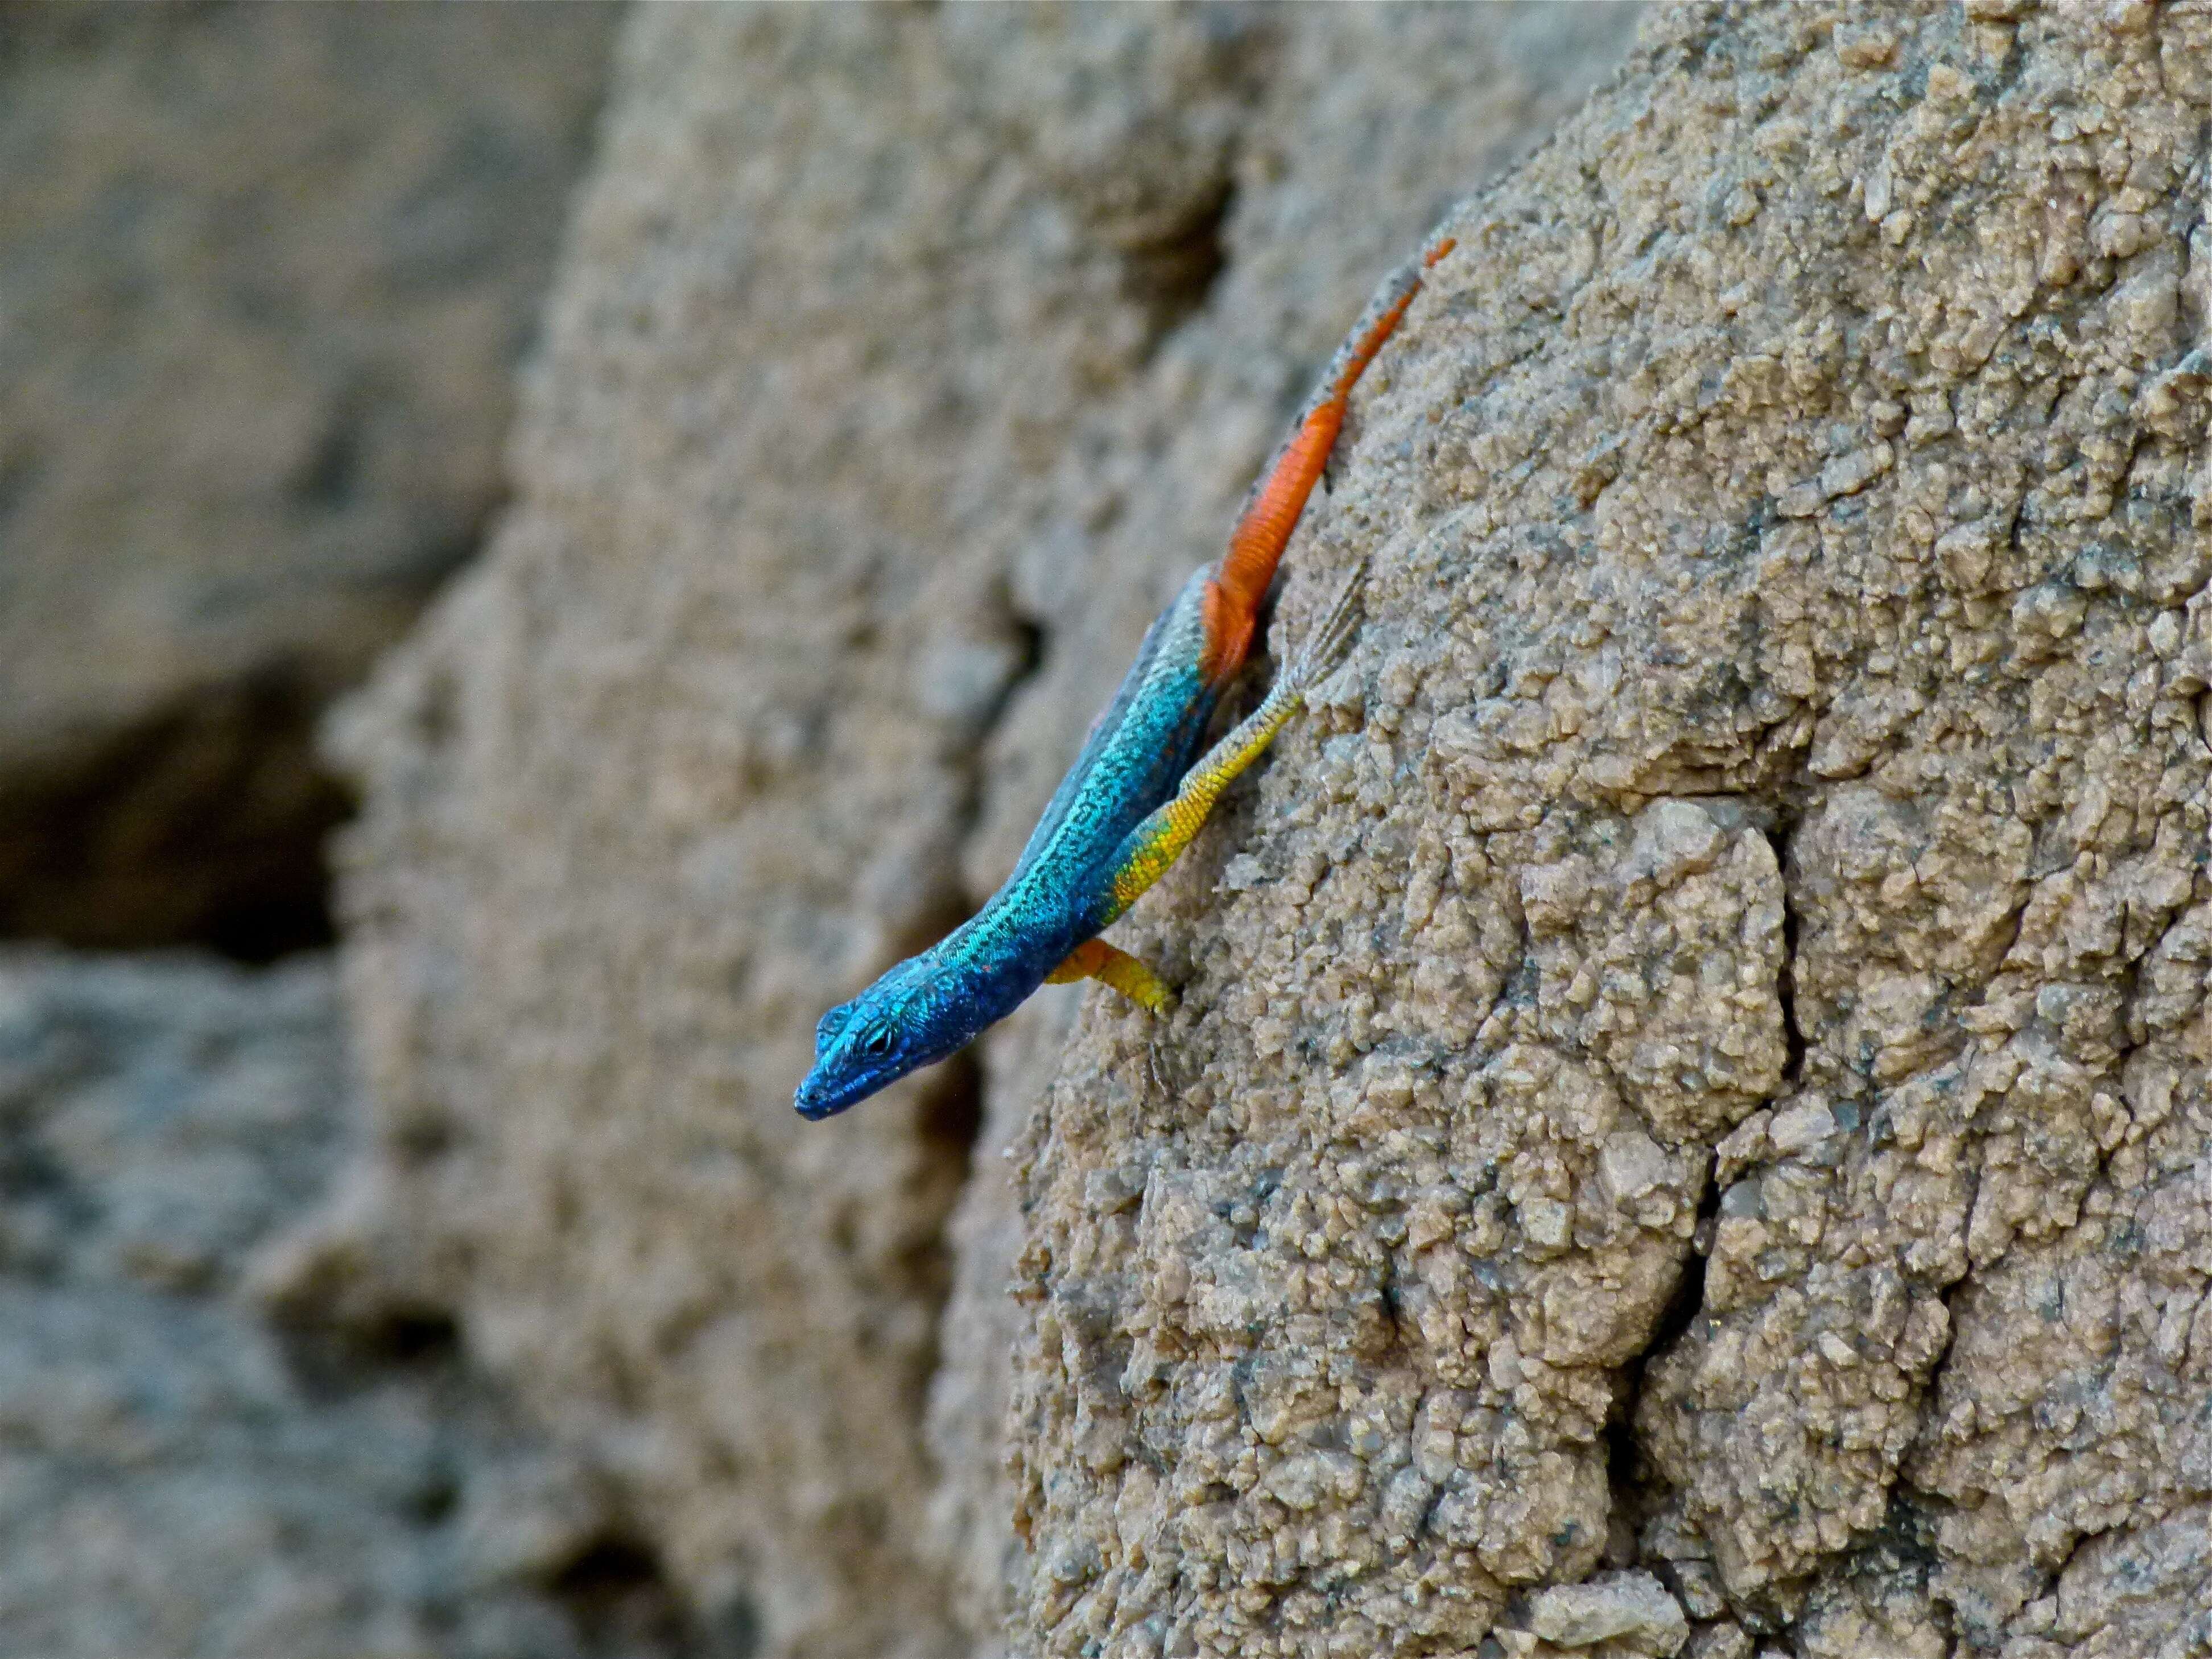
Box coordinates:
[1046,938,1175,1012]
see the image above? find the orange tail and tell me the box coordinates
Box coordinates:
[1199,232,1455,682]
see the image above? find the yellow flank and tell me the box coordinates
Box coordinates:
[1105,683,1305,922]
[1046,938,1175,1012]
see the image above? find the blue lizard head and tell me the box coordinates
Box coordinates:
[795,957,978,1120]
[794,995,905,1119]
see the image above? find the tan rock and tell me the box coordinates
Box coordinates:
[1010,1,2212,1653]
[1527,1570,1690,1654]
[0,4,615,953]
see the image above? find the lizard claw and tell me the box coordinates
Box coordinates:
[1146,1029,1179,1103]
[1285,556,1369,691]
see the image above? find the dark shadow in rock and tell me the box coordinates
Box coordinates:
[554,1532,760,1659]
[0,670,347,961]
[1120,178,1236,356]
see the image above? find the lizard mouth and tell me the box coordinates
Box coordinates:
[793,1068,864,1120]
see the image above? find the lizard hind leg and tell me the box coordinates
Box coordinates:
[1097,560,1371,929]
[1046,937,1177,1014]
[1278,555,1369,696]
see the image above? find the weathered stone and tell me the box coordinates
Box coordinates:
[0,949,706,1659]
[1009,1,2212,1653]
[1527,1570,1690,1654]
[1682,1625,1752,1659]
[0,3,616,953]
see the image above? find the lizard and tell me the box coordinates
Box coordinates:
[794,232,1454,1121]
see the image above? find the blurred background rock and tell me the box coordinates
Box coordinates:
[0,1,612,958]
[0,948,725,1658]
[0,3,740,1654]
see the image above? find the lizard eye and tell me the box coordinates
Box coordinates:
[862,1026,895,1059]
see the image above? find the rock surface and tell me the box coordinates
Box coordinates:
[0,3,616,955]
[1522,1569,1691,1657]
[327,1,2212,1657]
[0,949,716,1658]
[324,7,1642,1658]
[1011,2,2212,1654]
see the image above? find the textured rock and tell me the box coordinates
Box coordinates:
[925,989,1084,1653]
[323,7,1641,1658]
[1005,2,2212,1655]
[0,951,349,1295]
[327,1,2212,1657]
[1525,1570,1691,1654]
[0,950,711,1658]
[0,3,615,954]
